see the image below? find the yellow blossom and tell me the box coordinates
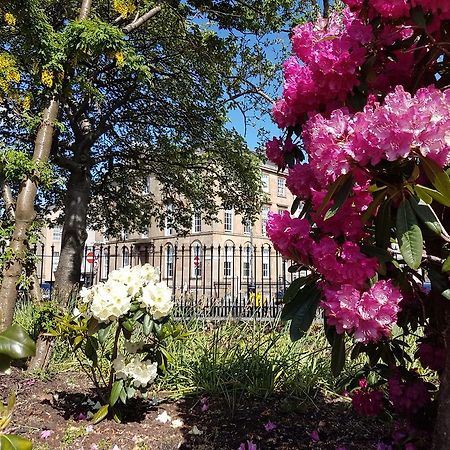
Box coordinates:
[41,69,53,88]
[6,70,20,83]
[22,94,31,110]
[0,79,8,93]
[115,51,125,68]
[4,13,16,27]
[113,0,136,18]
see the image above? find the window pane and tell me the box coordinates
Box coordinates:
[261,174,269,193]
[224,209,233,232]
[277,177,286,197]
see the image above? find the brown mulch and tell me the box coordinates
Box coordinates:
[0,369,390,450]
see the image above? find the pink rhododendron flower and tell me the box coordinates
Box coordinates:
[352,388,384,416]
[388,370,431,415]
[264,420,277,432]
[238,441,257,450]
[416,341,446,371]
[200,397,209,412]
[40,430,54,440]
[266,211,312,263]
[322,280,402,343]
[371,0,410,18]
[310,430,320,441]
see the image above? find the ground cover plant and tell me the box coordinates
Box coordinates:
[265,0,450,449]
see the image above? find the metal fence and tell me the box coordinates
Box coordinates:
[30,242,305,319]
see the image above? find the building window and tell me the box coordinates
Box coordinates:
[224,209,233,233]
[102,248,109,280]
[261,174,269,193]
[224,245,233,277]
[121,230,128,241]
[262,247,270,278]
[243,245,252,278]
[52,226,62,241]
[277,177,286,197]
[164,204,174,236]
[123,247,130,266]
[166,245,174,278]
[192,211,202,233]
[261,207,269,236]
[191,243,202,278]
[52,251,60,273]
[243,219,251,235]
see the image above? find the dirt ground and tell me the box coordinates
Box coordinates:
[1,369,390,450]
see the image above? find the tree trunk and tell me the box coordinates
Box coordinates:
[53,162,91,303]
[27,334,56,371]
[433,312,450,449]
[0,99,59,331]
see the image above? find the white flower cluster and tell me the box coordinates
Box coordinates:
[79,264,173,323]
[113,355,158,388]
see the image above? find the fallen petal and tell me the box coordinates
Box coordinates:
[310,430,320,442]
[156,411,172,424]
[188,425,203,435]
[171,419,184,428]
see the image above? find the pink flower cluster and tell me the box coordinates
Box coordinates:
[352,388,384,416]
[265,137,296,169]
[416,340,446,371]
[388,370,431,415]
[322,280,402,343]
[272,10,371,128]
[344,0,450,19]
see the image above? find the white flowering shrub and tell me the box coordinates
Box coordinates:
[53,264,181,423]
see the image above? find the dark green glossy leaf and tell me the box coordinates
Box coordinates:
[0,325,35,361]
[317,173,352,214]
[410,6,426,27]
[409,196,444,236]
[396,199,423,270]
[282,276,313,304]
[420,156,450,199]
[331,334,346,377]
[0,434,33,450]
[290,196,301,215]
[375,200,392,249]
[324,174,354,220]
[285,285,321,342]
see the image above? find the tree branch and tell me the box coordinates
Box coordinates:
[123,5,162,33]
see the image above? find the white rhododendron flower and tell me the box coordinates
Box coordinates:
[80,263,172,323]
[90,280,131,322]
[124,339,144,354]
[113,355,158,388]
[141,281,173,320]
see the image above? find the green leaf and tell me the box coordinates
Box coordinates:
[143,314,152,336]
[443,255,450,273]
[122,319,134,332]
[290,196,301,215]
[409,196,444,236]
[396,199,423,269]
[0,325,35,361]
[324,174,354,220]
[410,5,427,27]
[0,355,13,373]
[97,325,110,345]
[284,285,321,342]
[415,185,450,207]
[317,173,352,215]
[282,276,313,304]
[110,380,124,406]
[331,333,346,377]
[119,386,127,404]
[375,200,392,249]
[420,156,450,199]
[92,404,109,424]
[362,189,386,224]
[0,434,33,450]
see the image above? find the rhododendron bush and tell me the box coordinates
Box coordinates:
[266,1,449,448]
[53,264,180,423]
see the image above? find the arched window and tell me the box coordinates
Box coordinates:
[223,240,234,278]
[262,245,270,278]
[191,241,202,278]
[243,243,252,279]
[122,246,130,267]
[165,245,174,278]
